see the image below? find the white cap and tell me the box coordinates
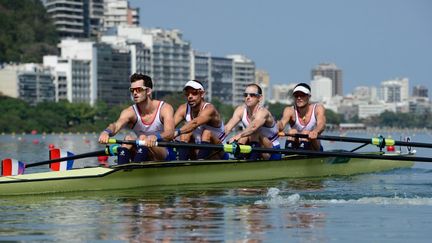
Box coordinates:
[293,85,311,95]
[184,80,204,90]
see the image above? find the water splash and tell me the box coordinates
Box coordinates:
[254,187,300,206]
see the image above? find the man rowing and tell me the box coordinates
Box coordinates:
[173,80,228,160]
[224,84,281,160]
[98,73,176,163]
[278,83,326,151]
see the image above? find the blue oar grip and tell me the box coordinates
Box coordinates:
[107,144,119,156]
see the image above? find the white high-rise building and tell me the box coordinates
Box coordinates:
[227,54,256,106]
[311,75,332,102]
[42,0,104,38]
[104,0,139,31]
[101,26,191,97]
[381,78,409,103]
[311,63,343,96]
[270,83,296,104]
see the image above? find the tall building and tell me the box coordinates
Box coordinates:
[311,63,343,96]
[310,76,332,102]
[101,26,191,98]
[18,65,56,106]
[42,0,104,38]
[95,43,131,106]
[191,51,234,104]
[255,69,270,102]
[104,0,139,31]
[191,51,212,98]
[0,64,55,105]
[381,78,409,103]
[413,85,428,98]
[270,83,296,104]
[228,55,255,106]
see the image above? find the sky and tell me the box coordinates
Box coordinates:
[129,0,432,95]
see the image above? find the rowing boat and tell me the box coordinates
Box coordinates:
[0,154,413,196]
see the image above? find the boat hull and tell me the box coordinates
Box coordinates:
[0,156,413,196]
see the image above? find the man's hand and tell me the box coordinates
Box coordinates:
[98,131,110,144]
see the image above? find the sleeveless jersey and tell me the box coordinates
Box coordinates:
[185,103,226,143]
[241,105,280,146]
[132,101,164,136]
[291,104,318,132]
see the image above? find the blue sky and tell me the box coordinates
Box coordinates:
[129,0,431,95]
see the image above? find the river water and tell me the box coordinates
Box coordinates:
[1,130,432,242]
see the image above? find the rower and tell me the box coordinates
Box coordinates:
[224,83,281,160]
[278,83,326,151]
[98,73,176,163]
[173,80,229,160]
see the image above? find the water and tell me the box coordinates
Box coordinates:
[1,131,432,242]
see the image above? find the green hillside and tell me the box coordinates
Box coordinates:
[0,0,59,63]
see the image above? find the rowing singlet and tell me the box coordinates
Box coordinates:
[132,101,164,136]
[291,104,318,132]
[185,103,226,143]
[241,105,280,147]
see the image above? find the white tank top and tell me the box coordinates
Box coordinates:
[291,104,318,132]
[132,101,164,136]
[185,103,226,143]
[241,105,280,146]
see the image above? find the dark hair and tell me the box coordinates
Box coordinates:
[246,83,262,95]
[294,83,311,92]
[129,73,153,89]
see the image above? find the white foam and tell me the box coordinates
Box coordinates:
[254,187,300,206]
[254,188,432,207]
[309,196,432,206]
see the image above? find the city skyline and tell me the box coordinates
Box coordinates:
[129,0,431,95]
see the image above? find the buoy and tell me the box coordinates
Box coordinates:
[32,139,39,144]
[48,144,55,149]
[98,156,109,167]
[386,145,395,152]
[31,130,37,135]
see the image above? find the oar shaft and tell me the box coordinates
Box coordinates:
[26,149,108,168]
[288,134,432,149]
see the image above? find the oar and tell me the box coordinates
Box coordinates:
[108,139,432,163]
[24,145,119,168]
[279,133,432,149]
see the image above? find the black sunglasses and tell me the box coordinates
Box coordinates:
[243,92,261,98]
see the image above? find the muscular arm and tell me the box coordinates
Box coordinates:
[98,107,134,143]
[310,104,326,138]
[159,103,175,141]
[277,106,294,132]
[174,104,186,127]
[224,106,243,135]
[231,109,269,141]
[179,105,215,134]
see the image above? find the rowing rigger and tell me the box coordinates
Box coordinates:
[280,133,432,149]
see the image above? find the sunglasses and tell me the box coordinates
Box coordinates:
[184,89,201,97]
[129,86,147,93]
[243,92,261,98]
